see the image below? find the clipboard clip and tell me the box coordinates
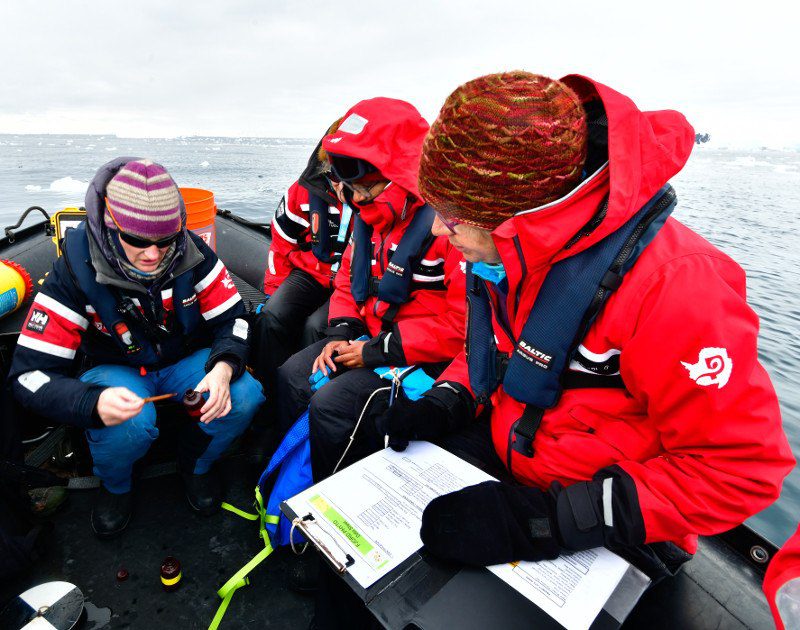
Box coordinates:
[291,514,355,574]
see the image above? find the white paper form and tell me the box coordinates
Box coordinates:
[285,441,494,589]
[488,547,630,630]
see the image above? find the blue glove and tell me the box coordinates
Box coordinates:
[254,295,271,315]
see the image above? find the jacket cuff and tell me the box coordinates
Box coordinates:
[361,331,407,368]
[78,385,106,429]
[326,317,367,341]
[206,352,245,381]
[554,466,646,552]
[421,381,475,433]
[554,481,606,551]
[425,381,477,429]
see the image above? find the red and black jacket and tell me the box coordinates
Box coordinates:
[434,75,794,554]
[320,98,466,368]
[9,227,249,429]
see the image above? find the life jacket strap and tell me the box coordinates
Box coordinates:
[562,372,624,390]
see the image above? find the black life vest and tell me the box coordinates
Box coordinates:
[63,224,201,367]
[350,204,436,317]
[466,185,677,458]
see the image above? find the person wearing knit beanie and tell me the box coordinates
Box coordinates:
[9,156,266,539]
[104,159,182,240]
[419,71,587,231]
[372,70,791,592]
[103,159,183,279]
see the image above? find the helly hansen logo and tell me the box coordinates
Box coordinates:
[682,347,732,389]
[26,309,49,334]
[516,340,552,370]
[387,261,405,277]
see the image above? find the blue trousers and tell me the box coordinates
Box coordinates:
[80,348,265,494]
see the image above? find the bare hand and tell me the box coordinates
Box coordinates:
[97,387,144,426]
[194,361,234,424]
[335,340,366,369]
[312,340,349,376]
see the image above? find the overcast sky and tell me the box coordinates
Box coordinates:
[1,1,798,148]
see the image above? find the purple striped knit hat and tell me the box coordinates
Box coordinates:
[104,159,182,239]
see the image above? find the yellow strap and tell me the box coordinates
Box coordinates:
[208,545,273,629]
[218,543,274,599]
[220,502,259,521]
[207,576,247,630]
[209,489,281,628]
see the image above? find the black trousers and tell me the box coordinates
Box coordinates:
[277,339,388,481]
[252,269,331,421]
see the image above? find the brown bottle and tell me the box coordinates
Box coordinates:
[182,389,204,419]
[160,556,182,591]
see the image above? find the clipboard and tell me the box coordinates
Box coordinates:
[280,499,649,629]
[279,500,428,604]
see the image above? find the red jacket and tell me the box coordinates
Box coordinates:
[439,75,794,553]
[263,181,344,294]
[322,98,466,367]
[764,525,800,630]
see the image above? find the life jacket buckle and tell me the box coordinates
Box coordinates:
[368,276,381,297]
[511,430,535,457]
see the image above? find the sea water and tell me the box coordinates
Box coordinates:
[1,134,799,546]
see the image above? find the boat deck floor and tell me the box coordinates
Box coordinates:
[2,456,314,629]
[2,451,776,630]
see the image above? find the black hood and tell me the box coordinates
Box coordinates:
[297,139,339,205]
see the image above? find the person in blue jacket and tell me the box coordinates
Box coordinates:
[8,158,265,538]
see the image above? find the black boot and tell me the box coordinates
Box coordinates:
[182,469,221,516]
[288,549,321,594]
[91,485,132,539]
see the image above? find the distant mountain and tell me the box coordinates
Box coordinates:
[695,133,711,144]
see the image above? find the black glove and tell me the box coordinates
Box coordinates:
[374,388,449,452]
[420,481,562,566]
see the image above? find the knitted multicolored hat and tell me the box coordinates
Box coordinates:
[419,71,588,230]
[104,159,182,239]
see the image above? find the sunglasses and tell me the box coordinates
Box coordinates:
[106,203,180,249]
[435,211,460,235]
[329,154,377,182]
[118,230,180,249]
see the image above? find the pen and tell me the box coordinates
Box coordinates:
[385,375,398,448]
[141,392,177,403]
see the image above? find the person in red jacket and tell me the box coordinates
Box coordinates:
[252,120,350,411]
[764,525,800,630]
[376,72,794,580]
[277,97,466,481]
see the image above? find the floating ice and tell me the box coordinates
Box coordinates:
[25,185,42,192]
[49,176,89,194]
[200,160,210,168]
[726,156,772,167]
[773,165,797,174]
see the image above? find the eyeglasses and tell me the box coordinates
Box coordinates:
[340,179,388,202]
[435,211,460,235]
[106,203,180,249]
